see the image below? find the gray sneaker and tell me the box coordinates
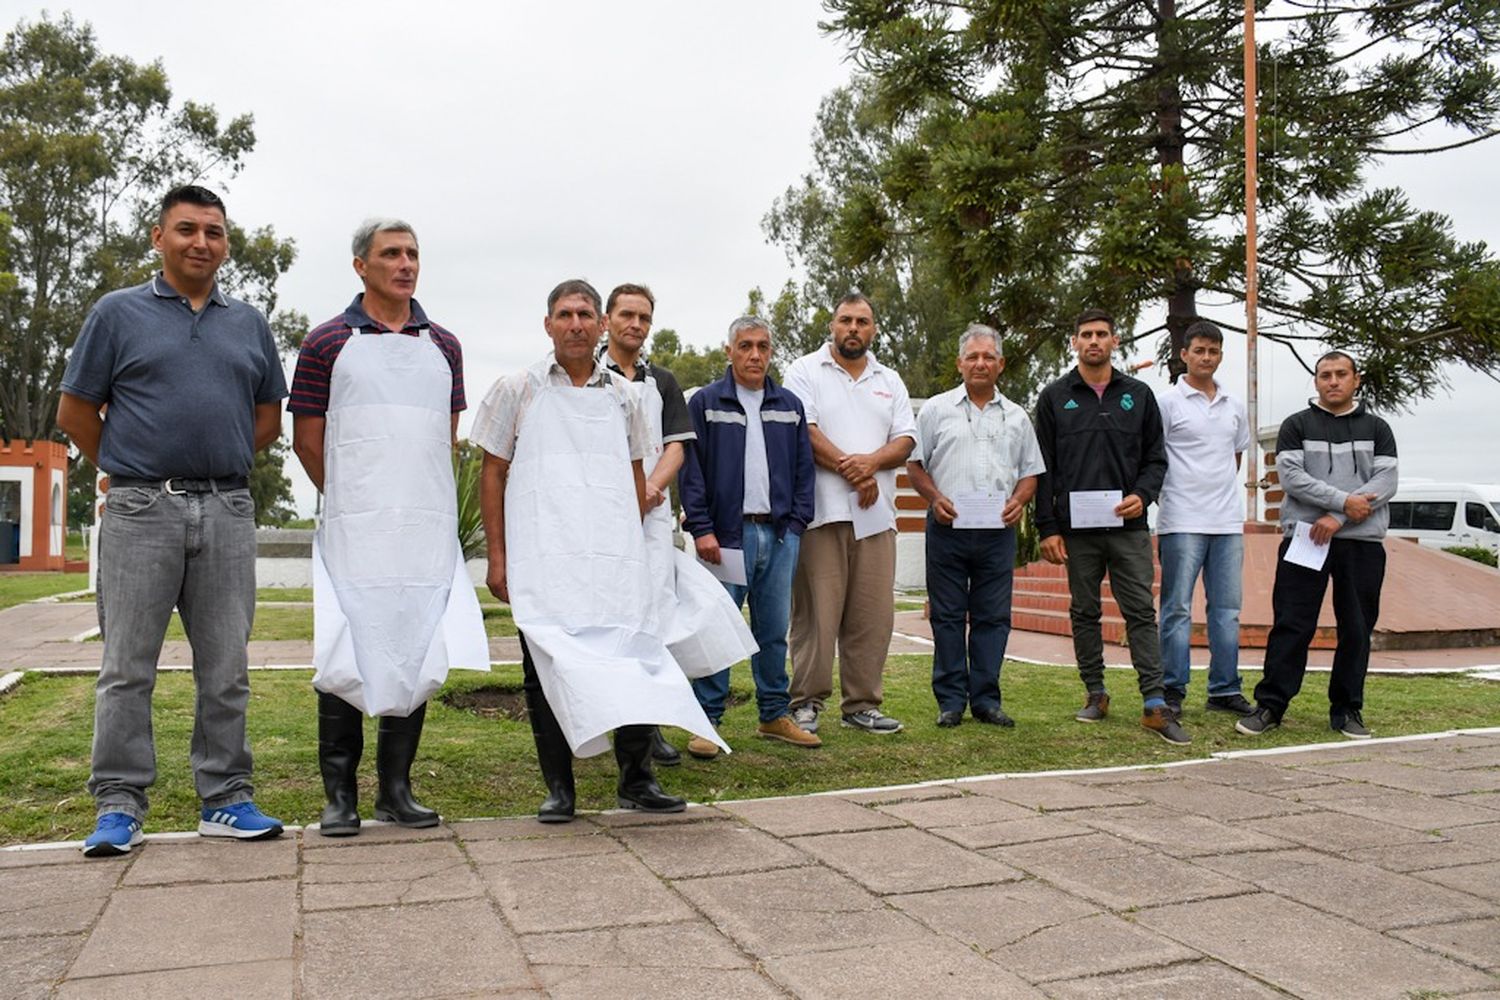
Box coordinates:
[1333,710,1372,740]
[791,704,820,734]
[841,709,904,734]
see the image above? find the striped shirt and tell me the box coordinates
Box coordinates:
[912,384,1045,500]
[289,295,465,416]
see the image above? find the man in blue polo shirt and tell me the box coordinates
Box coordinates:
[57,185,287,856]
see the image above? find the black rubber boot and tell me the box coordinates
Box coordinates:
[317,692,363,837]
[615,725,686,813]
[373,703,440,828]
[525,689,576,823]
[649,726,682,766]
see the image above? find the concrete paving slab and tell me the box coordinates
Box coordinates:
[589,804,729,828]
[933,814,1092,850]
[69,881,294,978]
[301,898,531,999]
[299,838,465,874]
[763,936,1046,999]
[299,820,455,846]
[479,852,695,934]
[1415,859,1500,902]
[1245,810,1448,854]
[717,794,906,837]
[995,832,1248,911]
[963,776,1143,811]
[1348,835,1500,873]
[519,920,749,969]
[1042,959,1288,999]
[1135,892,1496,1000]
[988,911,1200,983]
[0,933,82,997]
[793,826,1025,894]
[874,792,1036,828]
[463,830,623,865]
[0,863,122,939]
[1128,774,1318,820]
[120,837,296,886]
[1195,848,1499,930]
[0,845,100,869]
[1066,766,1177,786]
[300,841,483,911]
[671,865,928,958]
[1318,787,1500,831]
[451,816,599,841]
[1392,917,1500,971]
[838,783,963,805]
[614,820,811,879]
[536,966,783,999]
[1185,758,1341,793]
[56,959,293,999]
[887,880,1100,952]
[1071,805,1291,856]
[1296,758,1500,795]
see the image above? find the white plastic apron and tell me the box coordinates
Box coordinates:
[312,326,490,716]
[631,371,758,679]
[504,383,728,757]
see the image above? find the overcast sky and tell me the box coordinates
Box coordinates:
[13,1,1500,513]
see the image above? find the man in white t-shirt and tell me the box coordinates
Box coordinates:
[1156,319,1252,719]
[783,293,917,735]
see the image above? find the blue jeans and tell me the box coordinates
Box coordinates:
[89,486,259,820]
[692,522,799,724]
[1158,532,1244,701]
[926,518,1017,714]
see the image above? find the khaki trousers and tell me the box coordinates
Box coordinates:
[789,522,896,715]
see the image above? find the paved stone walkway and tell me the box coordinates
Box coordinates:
[4,732,1499,999]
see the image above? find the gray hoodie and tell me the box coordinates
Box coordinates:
[1274,400,1398,542]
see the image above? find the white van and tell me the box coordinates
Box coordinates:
[1386,482,1500,556]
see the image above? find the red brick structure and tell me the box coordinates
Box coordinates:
[0,439,68,571]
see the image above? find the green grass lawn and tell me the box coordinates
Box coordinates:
[77,597,515,643]
[0,572,90,610]
[2,656,1497,845]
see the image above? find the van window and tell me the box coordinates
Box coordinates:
[1411,502,1456,531]
[1466,502,1500,533]
[1388,501,1412,529]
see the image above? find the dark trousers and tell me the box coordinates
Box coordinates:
[1063,530,1164,701]
[1254,537,1386,720]
[926,517,1017,714]
[519,633,651,749]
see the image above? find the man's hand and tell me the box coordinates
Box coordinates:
[1343,492,1376,522]
[931,495,957,524]
[1114,493,1145,520]
[1041,534,1068,565]
[855,477,879,509]
[486,561,509,604]
[644,482,668,510]
[836,452,878,485]
[1002,496,1025,527]
[1310,513,1343,545]
[695,533,721,565]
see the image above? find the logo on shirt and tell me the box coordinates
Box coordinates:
[1063,399,1079,410]
[872,390,893,399]
[1121,393,1135,411]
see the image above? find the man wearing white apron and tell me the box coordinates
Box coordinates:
[598,283,757,766]
[291,219,489,836]
[472,279,726,823]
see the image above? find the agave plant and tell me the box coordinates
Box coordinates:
[453,441,486,560]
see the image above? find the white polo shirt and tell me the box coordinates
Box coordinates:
[783,343,917,530]
[1156,378,1250,534]
[912,384,1046,499]
[470,352,650,463]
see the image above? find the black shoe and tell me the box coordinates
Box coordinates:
[1332,709,1372,740]
[973,706,1016,728]
[936,710,964,728]
[316,692,363,837]
[374,703,440,828]
[1074,691,1109,722]
[1165,700,1183,722]
[526,689,576,823]
[1235,706,1280,736]
[649,726,682,766]
[1207,694,1255,716]
[615,725,686,813]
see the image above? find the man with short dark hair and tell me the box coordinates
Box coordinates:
[57,185,287,856]
[1034,308,1189,744]
[1156,319,1253,719]
[1238,351,1398,739]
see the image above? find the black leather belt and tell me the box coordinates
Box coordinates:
[743,513,774,524]
[110,475,249,494]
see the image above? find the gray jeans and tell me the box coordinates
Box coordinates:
[1063,530,1165,702]
[89,486,258,820]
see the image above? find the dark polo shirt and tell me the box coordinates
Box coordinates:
[61,274,288,480]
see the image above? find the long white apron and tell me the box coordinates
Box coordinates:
[312,327,490,717]
[505,384,728,757]
[632,373,758,679]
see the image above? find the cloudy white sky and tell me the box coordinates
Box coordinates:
[12,0,1499,513]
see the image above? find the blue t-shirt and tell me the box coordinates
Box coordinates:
[61,274,289,479]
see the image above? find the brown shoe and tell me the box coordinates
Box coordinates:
[1074,691,1110,723]
[686,734,721,760]
[757,714,822,748]
[1142,706,1192,745]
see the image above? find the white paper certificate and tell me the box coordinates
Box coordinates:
[952,491,1007,529]
[1069,490,1125,529]
[698,548,748,587]
[1283,521,1331,571]
[849,491,896,540]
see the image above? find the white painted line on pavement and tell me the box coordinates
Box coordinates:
[0,671,24,695]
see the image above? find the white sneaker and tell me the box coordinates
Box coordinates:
[791,704,820,734]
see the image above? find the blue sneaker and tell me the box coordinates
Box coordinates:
[198,802,284,841]
[83,812,143,858]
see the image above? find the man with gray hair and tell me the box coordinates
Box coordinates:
[907,324,1044,727]
[291,218,488,836]
[679,316,819,756]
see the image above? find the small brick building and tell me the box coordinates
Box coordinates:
[0,439,68,571]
